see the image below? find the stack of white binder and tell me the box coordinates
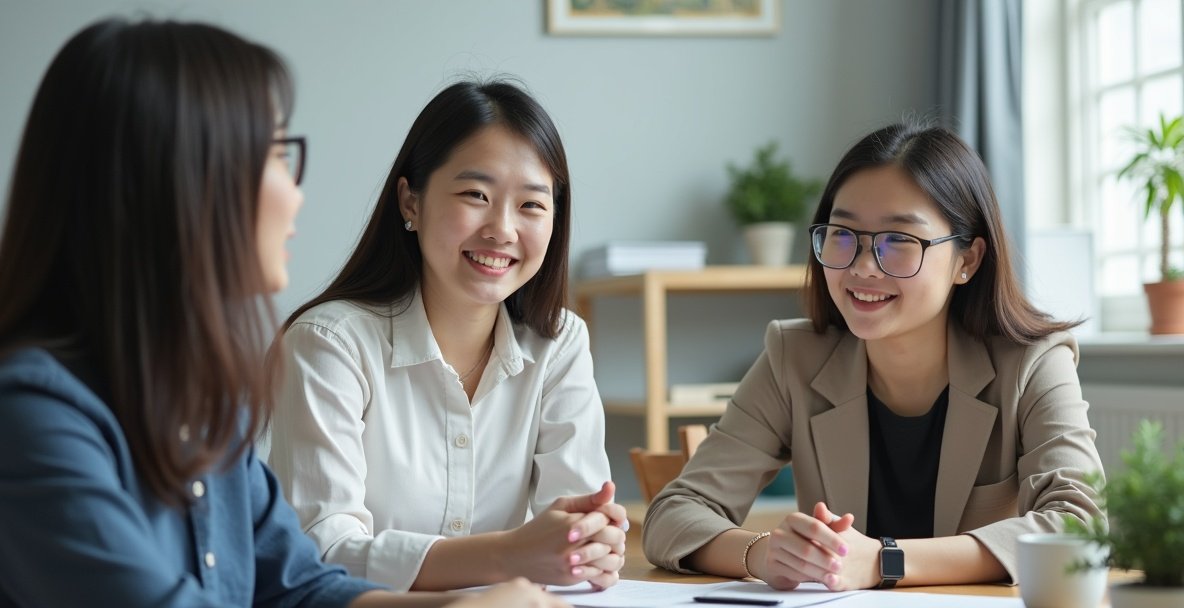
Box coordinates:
[580,241,707,278]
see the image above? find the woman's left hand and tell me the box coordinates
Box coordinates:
[547,481,628,590]
[550,481,628,531]
[574,519,626,590]
[812,503,881,591]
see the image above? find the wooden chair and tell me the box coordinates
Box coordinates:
[629,424,709,503]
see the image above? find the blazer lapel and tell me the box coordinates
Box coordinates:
[932,322,998,537]
[809,333,871,531]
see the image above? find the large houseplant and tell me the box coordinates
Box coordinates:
[1066,420,1184,607]
[724,142,820,266]
[1118,114,1184,334]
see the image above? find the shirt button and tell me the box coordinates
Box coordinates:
[192,480,206,498]
[204,551,216,568]
[454,434,469,448]
[450,519,464,531]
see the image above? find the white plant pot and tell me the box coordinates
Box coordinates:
[743,222,795,267]
[1109,582,1184,608]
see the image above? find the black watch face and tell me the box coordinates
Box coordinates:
[881,549,905,577]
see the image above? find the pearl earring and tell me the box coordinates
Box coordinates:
[404,220,413,232]
[961,272,968,280]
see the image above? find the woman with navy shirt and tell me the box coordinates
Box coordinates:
[0,18,565,608]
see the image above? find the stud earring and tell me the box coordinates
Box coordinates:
[404,220,413,232]
[961,272,968,280]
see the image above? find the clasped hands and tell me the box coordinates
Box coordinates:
[499,481,627,590]
[749,501,882,591]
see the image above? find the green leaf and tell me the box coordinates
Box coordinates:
[724,141,822,225]
[1066,420,1184,587]
[1116,114,1184,280]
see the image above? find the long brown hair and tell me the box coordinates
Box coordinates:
[286,80,572,338]
[0,19,294,504]
[804,122,1081,344]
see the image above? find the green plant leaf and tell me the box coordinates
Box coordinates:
[1065,420,1184,587]
[1117,113,1184,280]
[724,141,821,225]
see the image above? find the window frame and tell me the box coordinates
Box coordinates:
[1065,0,1184,332]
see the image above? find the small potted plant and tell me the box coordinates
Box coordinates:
[1066,420,1184,607]
[724,142,821,266]
[1118,114,1184,334]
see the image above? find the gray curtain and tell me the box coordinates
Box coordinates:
[937,0,1026,262]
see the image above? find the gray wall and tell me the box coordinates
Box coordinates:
[0,0,942,499]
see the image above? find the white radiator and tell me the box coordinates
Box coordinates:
[1083,384,1184,474]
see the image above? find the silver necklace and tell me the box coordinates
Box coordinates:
[457,338,494,382]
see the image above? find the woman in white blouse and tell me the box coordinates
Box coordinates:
[267,80,623,594]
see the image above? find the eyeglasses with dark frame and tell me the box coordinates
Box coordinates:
[809,222,967,279]
[273,136,306,186]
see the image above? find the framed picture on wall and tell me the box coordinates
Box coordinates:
[546,0,780,36]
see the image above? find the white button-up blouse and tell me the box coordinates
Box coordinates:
[266,292,611,591]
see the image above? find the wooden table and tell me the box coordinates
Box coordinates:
[621,514,1141,601]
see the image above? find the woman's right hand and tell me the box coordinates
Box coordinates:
[499,508,612,586]
[447,578,570,608]
[753,502,853,590]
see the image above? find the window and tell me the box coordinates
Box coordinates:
[1071,0,1184,331]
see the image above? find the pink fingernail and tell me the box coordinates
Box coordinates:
[825,573,838,586]
[568,530,580,542]
[838,545,848,556]
[569,553,580,565]
[830,559,841,572]
[571,567,584,576]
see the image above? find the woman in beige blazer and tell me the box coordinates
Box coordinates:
[643,123,1104,591]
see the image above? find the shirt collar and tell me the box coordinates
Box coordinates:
[388,289,441,369]
[388,289,533,373]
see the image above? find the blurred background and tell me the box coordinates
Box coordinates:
[2,0,1181,501]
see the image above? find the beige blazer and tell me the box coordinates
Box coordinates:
[643,319,1105,583]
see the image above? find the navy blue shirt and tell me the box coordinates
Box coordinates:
[0,349,384,607]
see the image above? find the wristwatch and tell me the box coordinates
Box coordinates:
[878,537,905,588]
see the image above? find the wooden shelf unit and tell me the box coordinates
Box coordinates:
[575,265,808,451]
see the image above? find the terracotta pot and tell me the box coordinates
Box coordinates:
[1144,280,1184,335]
[743,222,794,267]
[1109,581,1184,608]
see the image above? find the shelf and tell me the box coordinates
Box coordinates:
[575,265,808,299]
[603,400,729,417]
[577,265,807,451]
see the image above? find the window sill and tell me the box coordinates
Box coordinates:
[1076,333,1184,356]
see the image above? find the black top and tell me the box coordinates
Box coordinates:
[865,385,949,540]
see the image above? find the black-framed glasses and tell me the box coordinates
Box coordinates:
[809,223,966,278]
[273,136,306,185]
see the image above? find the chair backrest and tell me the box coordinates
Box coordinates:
[629,448,686,503]
[679,424,708,461]
[629,424,709,503]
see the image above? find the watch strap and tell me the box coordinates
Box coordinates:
[878,536,903,589]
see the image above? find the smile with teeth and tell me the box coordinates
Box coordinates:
[849,289,896,303]
[466,251,513,269]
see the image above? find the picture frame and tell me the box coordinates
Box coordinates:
[546,0,780,37]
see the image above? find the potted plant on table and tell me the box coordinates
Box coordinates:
[724,142,821,266]
[1066,420,1184,607]
[1118,114,1184,334]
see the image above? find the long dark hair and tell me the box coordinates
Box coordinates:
[287,80,571,338]
[804,123,1081,344]
[0,19,293,504]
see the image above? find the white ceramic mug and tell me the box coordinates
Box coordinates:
[1017,533,1108,608]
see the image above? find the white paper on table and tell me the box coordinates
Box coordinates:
[693,581,865,606]
[546,579,719,607]
[536,580,1025,608]
[548,580,866,608]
